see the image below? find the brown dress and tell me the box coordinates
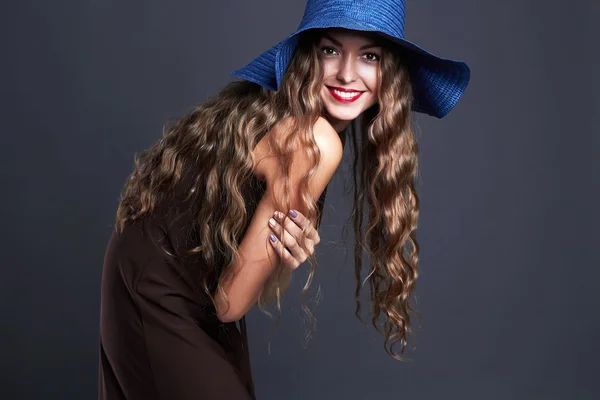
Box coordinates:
[98,170,328,400]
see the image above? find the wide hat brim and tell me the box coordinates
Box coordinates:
[232,18,471,119]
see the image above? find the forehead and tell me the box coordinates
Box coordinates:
[319,27,382,45]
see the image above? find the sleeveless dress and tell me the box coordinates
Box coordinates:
[98,170,328,400]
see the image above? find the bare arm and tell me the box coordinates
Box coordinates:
[258,266,292,306]
[215,117,343,322]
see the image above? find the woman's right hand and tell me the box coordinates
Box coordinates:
[267,209,320,270]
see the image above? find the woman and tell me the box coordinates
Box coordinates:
[98,0,470,399]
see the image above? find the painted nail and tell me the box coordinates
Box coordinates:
[269,234,277,242]
[289,209,298,218]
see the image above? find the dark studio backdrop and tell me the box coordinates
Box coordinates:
[2,0,599,399]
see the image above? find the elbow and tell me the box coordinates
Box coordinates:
[215,294,248,323]
[216,310,242,324]
[214,278,257,323]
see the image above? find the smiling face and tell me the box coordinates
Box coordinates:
[317,28,382,132]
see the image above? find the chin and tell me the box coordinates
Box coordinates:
[323,102,373,122]
[321,94,377,125]
[325,108,361,123]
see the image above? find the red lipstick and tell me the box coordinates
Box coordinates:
[327,86,364,103]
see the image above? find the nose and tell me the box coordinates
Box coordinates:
[336,54,358,84]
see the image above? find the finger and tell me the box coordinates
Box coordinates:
[273,211,315,252]
[268,233,301,270]
[268,217,310,262]
[286,209,320,242]
[273,211,302,237]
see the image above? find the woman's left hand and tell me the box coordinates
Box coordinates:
[268,209,321,270]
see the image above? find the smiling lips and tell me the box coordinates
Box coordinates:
[327,86,365,103]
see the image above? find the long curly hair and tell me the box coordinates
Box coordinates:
[114,28,420,360]
[346,44,421,360]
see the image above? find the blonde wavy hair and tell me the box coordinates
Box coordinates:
[115,29,420,360]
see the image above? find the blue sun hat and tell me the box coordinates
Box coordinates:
[232,0,470,119]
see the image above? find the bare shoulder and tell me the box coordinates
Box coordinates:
[253,116,343,181]
[313,116,343,166]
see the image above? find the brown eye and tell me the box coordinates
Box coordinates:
[363,52,381,62]
[320,46,338,56]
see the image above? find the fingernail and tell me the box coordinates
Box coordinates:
[269,234,277,242]
[289,209,298,218]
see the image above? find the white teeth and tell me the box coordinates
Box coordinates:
[332,89,361,99]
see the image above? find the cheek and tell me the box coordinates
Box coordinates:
[358,64,379,94]
[369,81,379,101]
[320,59,337,79]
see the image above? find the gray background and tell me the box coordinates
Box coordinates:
[2,0,599,399]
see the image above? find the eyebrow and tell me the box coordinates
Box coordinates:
[321,33,380,50]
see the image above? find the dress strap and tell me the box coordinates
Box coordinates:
[239,316,256,398]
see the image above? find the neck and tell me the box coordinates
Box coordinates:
[329,118,350,134]
[321,113,350,134]
[320,113,349,148]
